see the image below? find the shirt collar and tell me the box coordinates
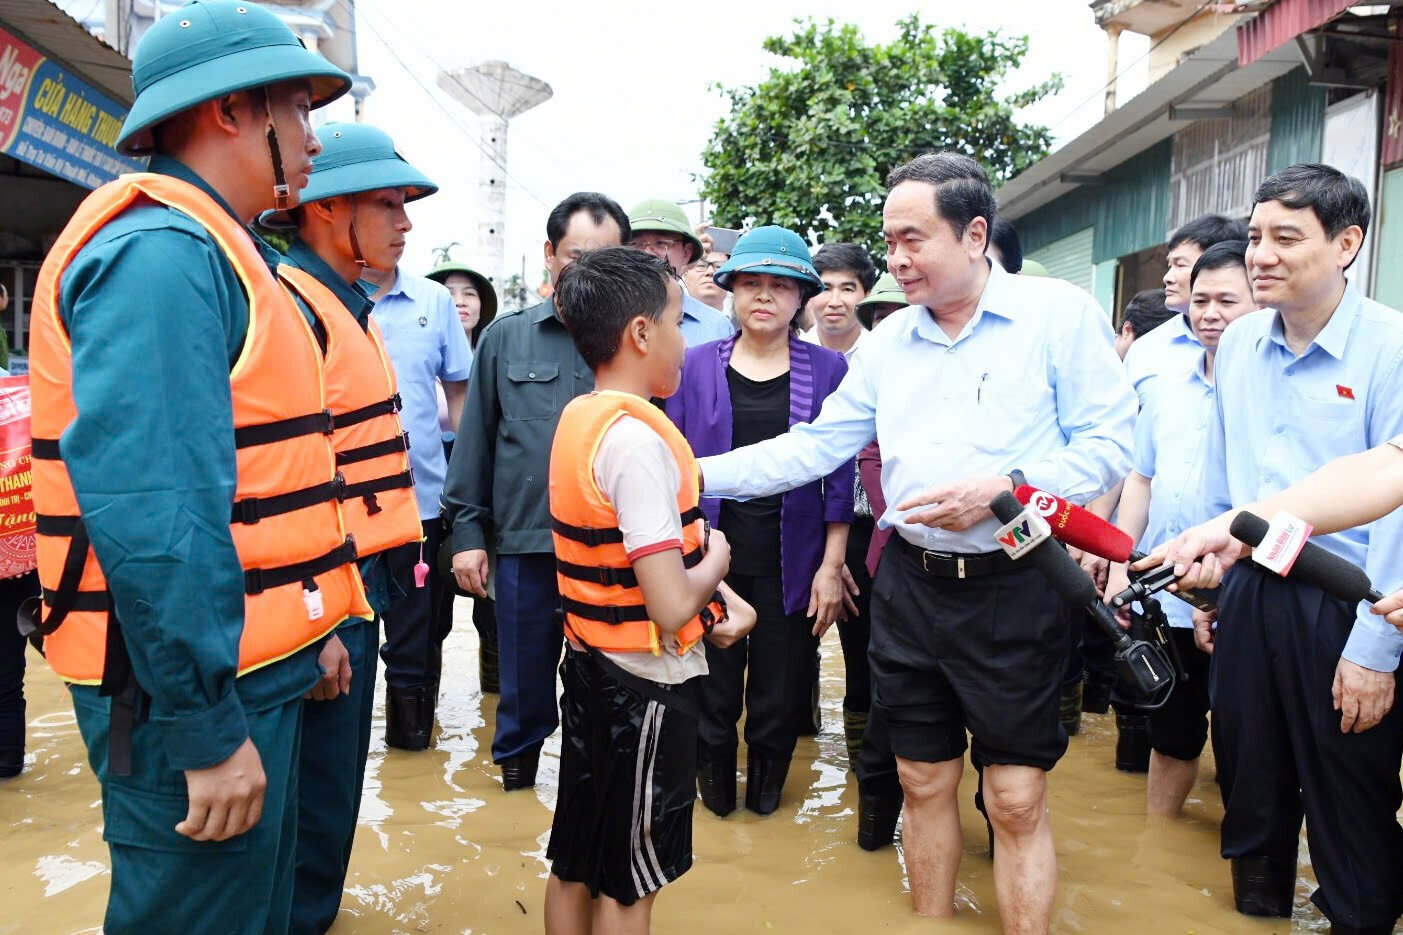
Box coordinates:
[527,299,559,325]
[909,258,1013,345]
[1263,281,1359,360]
[286,238,376,326]
[377,267,410,301]
[150,154,281,272]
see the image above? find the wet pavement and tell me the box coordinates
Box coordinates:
[0,597,1377,933]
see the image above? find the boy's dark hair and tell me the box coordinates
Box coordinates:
[886,152,996,245]
[1253,163,1370,267]
[1189,239,1248,290]
[1122,289,1175,339]
[813,243,878,292]
[547,192,631,249]
[990,217,1024,274]
[554,247,674,369]
[1167,214,1248,253]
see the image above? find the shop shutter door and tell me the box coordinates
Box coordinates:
[1027,227,1094,293]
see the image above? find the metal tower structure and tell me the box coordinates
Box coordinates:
[437,61,552,290]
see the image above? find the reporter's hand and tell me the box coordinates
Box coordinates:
[1134,513,1244,591]
[453,549,490,597]
[1081,553,1110,597]
[1103,563,1129,607]
[896,475,1012,531]
[1333,657,1395,734]
[177,738,266,842]
[1193,608,1218,654]
[306,634,351,701]
[1370,590,1403,634]
[707,582,756,649]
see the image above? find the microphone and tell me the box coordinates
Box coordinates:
[991,492,1175,706]
[1230,511,1385,604]
[1013,485,1218,612]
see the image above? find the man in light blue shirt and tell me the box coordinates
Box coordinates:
[1122,215,1247,407]
[627,198,734,346]
[368,266,473,746]
[1195,164,1403,931]
[700,153,1134,932]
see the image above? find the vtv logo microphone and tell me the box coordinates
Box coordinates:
[994,507,1052,561]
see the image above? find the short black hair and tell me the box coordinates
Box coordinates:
[813,243,878,292]
[1167,215,1248,253]
[546,192,630,250]
[1253,164,1370,266]
[1189,240,1248,290]
[1122,289,1175,339]
[553,247,674,369]
[990,217,1024,274]
[886,152,996,245]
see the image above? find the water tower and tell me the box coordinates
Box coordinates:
[438,62,552,291]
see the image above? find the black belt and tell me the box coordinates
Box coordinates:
[895,536,1020,579]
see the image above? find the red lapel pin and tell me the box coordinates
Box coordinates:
[1337,384,1356,400]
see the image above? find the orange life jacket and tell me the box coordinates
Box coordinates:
[28,172,370,685]
[277,264,421,557]
[549,391,723,655]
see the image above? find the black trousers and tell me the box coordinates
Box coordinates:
[379,519,447,690]
[0,571,37,774]
[836,516,875,713]
[699,573,816,758]
[1214,563,1403,929]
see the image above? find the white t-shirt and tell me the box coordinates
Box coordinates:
[800,324,865,359]
[583,414,709,684]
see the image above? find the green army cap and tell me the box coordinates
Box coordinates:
[426,261,498,328]
[628,198,703,264]
[116,0,351,155]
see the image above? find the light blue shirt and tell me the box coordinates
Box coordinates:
[372,270,474,519]
[1204,285,1403,670]
[1133,354,1215,629]
[1122,314,1202,409]
[682,292,734,346]
[699,261,1136,553]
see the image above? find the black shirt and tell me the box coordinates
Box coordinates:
[719,366,789,576]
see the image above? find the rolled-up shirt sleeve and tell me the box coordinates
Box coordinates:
[60,228,249,771]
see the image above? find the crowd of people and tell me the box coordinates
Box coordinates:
[5,2,1403,934]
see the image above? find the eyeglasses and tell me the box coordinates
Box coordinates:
[634,238,688,254]
[688,259,724,273]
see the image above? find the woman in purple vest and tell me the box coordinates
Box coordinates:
[667,226,855,817]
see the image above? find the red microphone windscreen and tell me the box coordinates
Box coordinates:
[1014,485,1134,563]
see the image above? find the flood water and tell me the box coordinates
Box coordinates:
[0,598,1378,934]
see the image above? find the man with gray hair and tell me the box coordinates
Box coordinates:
[696,151,1135,932]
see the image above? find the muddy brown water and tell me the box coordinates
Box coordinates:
[0,598,1376,933]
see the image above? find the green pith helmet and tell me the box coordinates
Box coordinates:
[713,226,822,299]
[628,198,703,264]
[856,272,908,329]
[259,122,437,227]
[116,0,351,155]
[1021,258,1050,277]
[426,261,498,328]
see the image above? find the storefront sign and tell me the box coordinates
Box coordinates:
[0,376,35,580]
[0,25,142,188]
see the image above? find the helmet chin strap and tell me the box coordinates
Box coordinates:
[347,198,368,268]
[259,87,292,211]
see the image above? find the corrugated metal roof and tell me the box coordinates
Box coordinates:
[998,25,1302,220]
[1237,0,1355,66]
[0,0,131,105]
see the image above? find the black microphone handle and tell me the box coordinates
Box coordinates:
[1084,595,1135,653]
[1128,549,1219,611]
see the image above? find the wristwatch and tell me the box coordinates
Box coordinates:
[1007,469,1026,491]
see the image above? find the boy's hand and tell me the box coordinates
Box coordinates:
[704,527,732,569]
[453,549,490,597]
[707,582,755,649]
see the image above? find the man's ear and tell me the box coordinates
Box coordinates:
[543,239,555,265]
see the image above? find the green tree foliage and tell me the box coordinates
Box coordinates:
[700,16,1063,257]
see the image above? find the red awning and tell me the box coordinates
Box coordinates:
[1237,0,1356,66]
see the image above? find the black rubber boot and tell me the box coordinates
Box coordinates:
[1114,712,1151,772]
[384,685,435,751]
[1083,667,1115,714]
[478,627,500,695]
[1230,855,1296,918]
[842,707,867,771]
[798,675,821,736]
[856,793,902,851]
[696,746,737,817]
[1328,924,1397,935]
[500,747,541,791]
[744,749,790,815]
[1059,680,1083,736]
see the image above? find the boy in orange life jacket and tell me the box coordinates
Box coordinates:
[543,247,756,934]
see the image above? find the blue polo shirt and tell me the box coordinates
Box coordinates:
[1204,285,1403,671]
[1133,354,1215,630]
[371,270,473,520]
[682,292,734,346]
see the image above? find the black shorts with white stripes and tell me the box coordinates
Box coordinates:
[547,649,700,906]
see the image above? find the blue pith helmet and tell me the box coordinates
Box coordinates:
[713,226,822,299]
[116,0,351,155]
[259,122,437,227]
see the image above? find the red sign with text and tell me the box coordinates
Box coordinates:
[0,376,36,579]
